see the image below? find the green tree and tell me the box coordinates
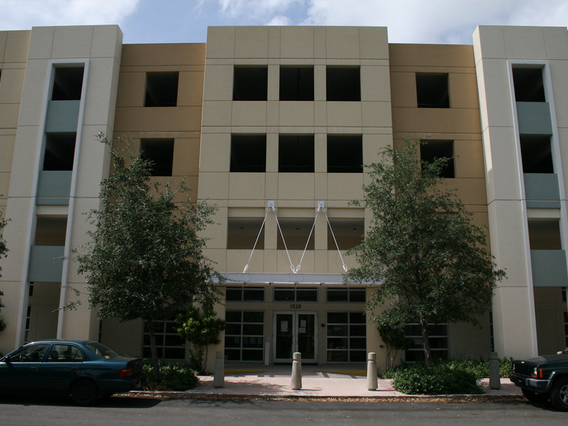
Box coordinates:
[176,304,225,373]
[0,211,7,332]
[348,139,505,369]
[376,314,413,369]
[76,134,219,374]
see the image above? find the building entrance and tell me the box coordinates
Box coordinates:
[274,312,317,363]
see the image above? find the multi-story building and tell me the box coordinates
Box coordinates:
[0,24,567,369]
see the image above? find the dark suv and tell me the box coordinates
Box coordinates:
[511,349,568,411]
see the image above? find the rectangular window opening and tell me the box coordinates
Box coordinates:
[416,73,449,108]
[327,219,364,250]
[140,139,174,176]
[279,135,314,173]
[528,219,561,250]
[226,287,265,302]
[327,135,363,173]
[405,322,448,362]
[233,66,268,101]
[34,216,67,246]
[145,72,179,107]
[326,288,366,303]
[276,218,314,250]
[274,287,318,302]
[231,135,266,172]
[143,319,185,360]
[225,310,265,362]
[520,135,553,174]
[43,133,77,171]
[280,66,314,101]
[420,140,455,178]
[52,66,84,101]
[513,67,545,102]
[326,311,366,362]
[326,67,360,101]
[227,218,265,249]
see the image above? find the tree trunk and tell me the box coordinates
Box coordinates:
[420,317,433,370]
[147,318,160,376]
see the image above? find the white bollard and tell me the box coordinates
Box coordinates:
[367,352,378,391]
[214,350,224,388]
[291,352,302,390]
[489,351,501,390]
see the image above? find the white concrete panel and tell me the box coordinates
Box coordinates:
[27,27,54,60]
[52,26,94,59]
[199,133,231,172]
[202,65,233,101]
[280,26,315,59]
[361,65,391,102]
[206,27,236,59]
[325,27,360,59]
[91,25,123,59]
[544,27,568,60]
[503,26,547,60]
[477,58,515,129]
[474,26,506,61]
[202,101,233,127]
[235,27,269,59]
[359,27,389,60]
[16,59,49,127]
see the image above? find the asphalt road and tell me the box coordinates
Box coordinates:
[0,395,567,426]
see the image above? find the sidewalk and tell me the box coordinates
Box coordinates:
[134,364,524,400]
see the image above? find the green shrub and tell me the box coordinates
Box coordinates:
[142,359,198,391]
[392,363,482,395]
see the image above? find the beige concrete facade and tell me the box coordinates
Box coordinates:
[0,23,566,368]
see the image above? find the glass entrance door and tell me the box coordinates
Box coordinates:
[274,312,317,363]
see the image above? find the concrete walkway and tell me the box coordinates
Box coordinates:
[138,364,523,400]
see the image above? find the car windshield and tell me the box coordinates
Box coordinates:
[85,342,120,359]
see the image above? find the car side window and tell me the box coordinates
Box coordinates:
[47,344,84,362]
[8,344,49,362]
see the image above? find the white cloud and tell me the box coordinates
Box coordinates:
[267,15,292,25]
[0,0,140,30]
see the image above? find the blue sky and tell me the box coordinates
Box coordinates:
[1,0,568,45]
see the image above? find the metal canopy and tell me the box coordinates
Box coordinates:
[215,272,381,287]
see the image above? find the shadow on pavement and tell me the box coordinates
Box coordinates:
[0,393,161,408]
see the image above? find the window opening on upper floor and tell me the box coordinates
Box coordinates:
[528,219,561,250]
[277,218,314,250]
[231,134,267,172]
[274,287,318,302]
[420,140,455,178]
[140,139,174,176]
[34,216,67,246]
[280,66,314,101]
[43,133,76,171]
[233,66,268,101]
[326,67,361,101]
[51,66,84,101]
[327,135,363,173]
[145,72,179,107]
[513,67,545,102]
[416,73,449,108]
[327,288,366,303]
[520,135,553,174]
[327,218,364,250]
[226,287,265,302]
[279,135,314,173]
[227,218,265,249]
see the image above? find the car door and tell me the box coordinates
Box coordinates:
[39,344,86,392]
[0,343,49,392]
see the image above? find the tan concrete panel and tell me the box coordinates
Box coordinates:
[116,71,145,107]
[389,44,475,68]
[172,137,200,176]
[114,106,202,132]
[226,249,263,273]
[389,71,417,108]
[0,173,10,198]
[551,61,568,129]
[235,27,269,59]
[362,101,392,128]
[202,101,233,127]
[279,102,315,126]
[0,283,23,352]
[277,174,315,200]
[232,102,267,126]
[206,27,235,59]
[361,65,391,102]
[0,68,25,104]
[178,71,205,107]
[229,173,266,200]
[121,43,206,66]
[203,248,227,271]
[201,208,227,249]
[202,64,233,102]
[392,107,481,135]
[198,171,229,200]
[0,32,6,62]
[443,178,487,206]
[326,102,362,127]
[455,138,485,178]
[325,27,360,59]
[327,174,364,201]
[280,26,315,58]
[0,104,20,129]
[4,30,30,62]
[450,72,480,109]
[277,250,315,273]
[360,27,389,60]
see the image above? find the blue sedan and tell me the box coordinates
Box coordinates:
[0,340,143,405]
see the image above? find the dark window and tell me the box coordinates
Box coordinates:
[143,319,185,360]
[416,73,449,108]
[226,287,265,302]
[327,288,366,303]
[43,133,76,171]
[145,72,179,107]
[274,288,318,302]
[327,135,363,173]
[225,311,264,361]
[528,219,561,250]
[227,218,265,249]
[513,68,545,102]
[280,67,314,101]
[52,67,84,101]
[326,67,360,101]
[276,218,314,250]
[233,66,268,101]
[420,140,455,178]
[405,322,448,362]
[140,139,174,176]
[326,312,366,362]
[231,135,266,172]
[279,135,314,172]
[327,218,364,250]
[520,135,553,173]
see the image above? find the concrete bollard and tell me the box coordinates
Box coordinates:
[291,352,302,390]
[214,350,224,388]
[489,351,501,390]
[367,352,378,391]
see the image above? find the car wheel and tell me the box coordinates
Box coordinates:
[522,388,549,403]
[550,377,568,411]
[71,379,99,406]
